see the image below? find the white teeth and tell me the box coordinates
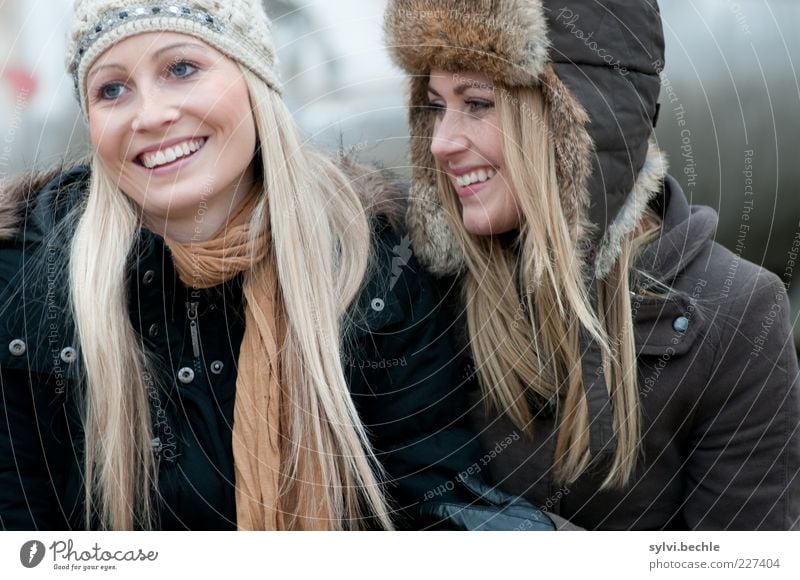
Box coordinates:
[141,138,206,169]
[455,168,496,188]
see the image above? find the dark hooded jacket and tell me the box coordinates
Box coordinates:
[0,164,489,530]
[385,0,800,529]
[472,175,800,530]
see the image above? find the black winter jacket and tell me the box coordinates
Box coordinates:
[0,166,484,530]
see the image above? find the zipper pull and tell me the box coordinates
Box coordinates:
[186,301,200,359]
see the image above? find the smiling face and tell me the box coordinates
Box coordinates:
[427,70,521,236]
[86,32,258,242]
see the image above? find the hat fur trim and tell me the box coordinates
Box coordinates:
[385,0,549,86]
[594,141,668,278]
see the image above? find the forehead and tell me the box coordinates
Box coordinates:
[428,70,494,92]
[89,31,214,70]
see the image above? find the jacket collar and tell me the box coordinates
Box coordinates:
[634,175,718,285]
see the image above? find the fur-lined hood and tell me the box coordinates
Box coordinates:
[385,0,667,278]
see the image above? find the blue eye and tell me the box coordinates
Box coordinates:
[169,61,198,78]
[427,101,445,116]
[99,83,125,100]
[466,99,493,114]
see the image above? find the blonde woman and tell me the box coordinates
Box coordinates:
[0,0,483,531]
[386,0,800,530]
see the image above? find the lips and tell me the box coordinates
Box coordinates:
[136,137,207,169]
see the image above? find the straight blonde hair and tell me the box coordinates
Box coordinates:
[69,67,392,530]
[436,84,661,488]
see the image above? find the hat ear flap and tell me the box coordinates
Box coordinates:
[540,65,595,244]
[405,74,465,276]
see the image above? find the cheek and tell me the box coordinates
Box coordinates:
[88,111,125,166]
[230,87,256,141]
[499,184,522,231]
[482,125,504,164]
[209,83,256,154]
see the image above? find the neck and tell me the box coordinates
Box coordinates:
[144,178,260,243]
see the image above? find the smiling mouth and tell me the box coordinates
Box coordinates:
[454,168,496,188]
[137,137,207,169]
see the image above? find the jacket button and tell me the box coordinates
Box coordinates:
[210,360,224,375]
[9,339,26,356]
[673,316,690,333]
[371,298,385,312]
[60,347,77,363]
[143,270,156,285]
[148,323,159,338]
[177,367,195,384]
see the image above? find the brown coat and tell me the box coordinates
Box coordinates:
[472,176,800,530]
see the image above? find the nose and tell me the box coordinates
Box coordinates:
[131,84,180,132]
[430,110,470,162]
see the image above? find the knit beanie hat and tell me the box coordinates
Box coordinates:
[67,0,281,114]
[385,0,668,279]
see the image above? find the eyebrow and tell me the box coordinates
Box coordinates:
[152,41,208,60]
[87,42,208,81]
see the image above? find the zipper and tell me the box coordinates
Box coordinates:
[186,301,200,359]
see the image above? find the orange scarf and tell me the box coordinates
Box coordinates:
[166,193,284,530]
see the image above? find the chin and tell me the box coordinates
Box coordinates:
[461,209,515,237]
[462,220,492,236]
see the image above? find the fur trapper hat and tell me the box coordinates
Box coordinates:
[385,0,668,278]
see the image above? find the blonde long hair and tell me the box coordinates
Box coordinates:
[436,85,660,488]
[68,67,392,529]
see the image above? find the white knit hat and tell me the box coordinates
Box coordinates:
[67,0,281,114]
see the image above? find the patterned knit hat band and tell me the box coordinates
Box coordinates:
[67,1,281,115]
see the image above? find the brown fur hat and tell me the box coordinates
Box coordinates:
[385,0,667,278]
[385,0,550,86]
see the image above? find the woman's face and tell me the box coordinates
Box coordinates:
[86,32,257,241]
[428,70,521,236]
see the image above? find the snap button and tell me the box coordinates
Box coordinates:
[177,367,195,384]
[210,360,224,375]
[60,347,77,364]
[672,316,690,333]
[148,323,159,338]
[370,298,385,312]
[9,339,26,356]
[143,270,156,285]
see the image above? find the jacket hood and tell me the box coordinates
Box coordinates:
[385,0,667,278]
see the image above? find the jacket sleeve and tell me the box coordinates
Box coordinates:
[684,269,800,530]
[0,368,72,530]
[345,224,485,528]
[0,248,71,530]
[348,222,556,530]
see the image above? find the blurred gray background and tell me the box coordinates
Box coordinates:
[1,0,798,351]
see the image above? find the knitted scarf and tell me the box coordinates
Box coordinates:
[165,192,284,530]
